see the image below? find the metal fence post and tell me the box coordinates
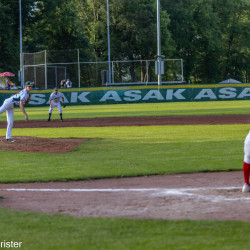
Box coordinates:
[146,60,149,85]
[45,50,47,89]
[78,49,80,88]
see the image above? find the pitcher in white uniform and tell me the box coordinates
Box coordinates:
[0,81,34,142]
[48,88,65,122]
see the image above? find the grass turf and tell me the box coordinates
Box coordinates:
[1,100,250,121]
[0,207,250,250]
[0,124,246,182]
[1,101,250,249]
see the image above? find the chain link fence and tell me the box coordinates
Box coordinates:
[23,50,184,89]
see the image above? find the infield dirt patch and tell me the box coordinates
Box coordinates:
[0,172,248,221]
[1,114,250,129]
[0,136,86,154]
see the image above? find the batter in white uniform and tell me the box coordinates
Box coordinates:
[0,81,33,142]
[48,88,65,122]
[242,131,250,192]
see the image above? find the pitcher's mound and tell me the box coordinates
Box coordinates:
[0,136,87,154]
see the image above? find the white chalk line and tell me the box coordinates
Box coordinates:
[0,186,240,192]
[1,188,162,192]
[1,186,250,202]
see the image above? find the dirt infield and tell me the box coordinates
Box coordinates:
[0,172,248,221]
[1,114,250,128]
[0,114,249,221]
[0,136,86,153]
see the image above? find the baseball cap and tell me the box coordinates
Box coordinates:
[25,81,34,87]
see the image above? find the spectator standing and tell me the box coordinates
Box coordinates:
[60,79,66,88]
[6,78,11,90]
[66,79,72,88]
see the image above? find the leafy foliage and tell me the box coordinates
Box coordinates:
[0,0,249,84]
[0,0,33,77]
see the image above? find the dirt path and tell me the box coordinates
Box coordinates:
[0,172,248,221]
[1,114,250,128]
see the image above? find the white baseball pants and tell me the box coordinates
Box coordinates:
[49,102,62,114]
[244,131,250,164]
[0,98,14,139]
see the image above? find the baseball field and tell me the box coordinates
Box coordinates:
[1,100,250,249]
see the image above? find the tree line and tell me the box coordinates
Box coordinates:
[0,0,249,84]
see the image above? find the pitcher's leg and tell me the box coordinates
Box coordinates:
[0,99,12,115]
[6,109,14,140]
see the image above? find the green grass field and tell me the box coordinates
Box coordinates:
[0,124,246,182]
[1,206,250,250]
[1,100,250,249]
[1,99,250,121]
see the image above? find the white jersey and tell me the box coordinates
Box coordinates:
[66,81,72,88]
[0,88,30,140]
[49,92,63,103]
[10,89,30,105]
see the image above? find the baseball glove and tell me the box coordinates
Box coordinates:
[63,103,66,108]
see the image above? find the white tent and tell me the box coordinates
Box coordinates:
[220,78,242,84]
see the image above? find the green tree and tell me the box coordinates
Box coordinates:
[0,0,41,85]
[215,0,250,82]
[74,0,106,62]
[74,0,174,82]
[0,1,17,74]
[74,0,174,60]
[2,0,249,85]
[163,0,222,83]
[24,0,89,54]
[164,0,250,83]
[0,0,33,79]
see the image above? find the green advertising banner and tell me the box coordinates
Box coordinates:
[1,84,250,107]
